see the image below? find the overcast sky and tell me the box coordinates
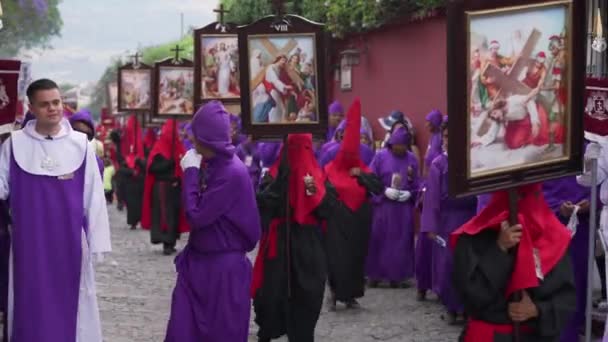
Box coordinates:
[22,0,218,84]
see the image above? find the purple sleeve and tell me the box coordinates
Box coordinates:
[97,156,104,180]
[182,168,232,230]
[369,153,385,204]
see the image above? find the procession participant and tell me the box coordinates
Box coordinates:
[323,99,383,310]
[415,110,444,301]
[452,184,576,341]
[421,121,476,322]
[115,116,146,230]
[143,128,158,156]
[0,78,111,341]
[165,101,260,342]
[110,128,126,211]
[252,134,327,342]
[69,109,104,177]
[230,114,247,147]
[366,126,420,288]
[327,100,345,142]
[543,175,592,342]
[141,119,189,255]
[258,141,282,181]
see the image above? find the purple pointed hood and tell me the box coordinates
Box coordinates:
[191,101,235,159]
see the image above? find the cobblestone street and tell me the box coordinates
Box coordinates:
[98,205,461,342]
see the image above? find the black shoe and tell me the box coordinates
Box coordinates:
[389,282,399,289]
[416,290,427,301]
[367,280,379,288]
[163,246,176,255]
[346,299,360,309]
[130,225,137,230]
[446,311,458,326]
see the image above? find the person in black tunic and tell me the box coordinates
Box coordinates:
[251,133,328,342]
[112,116,146,230]
[322,99,383,310]
[451,183,576,341]
[141,119,188,255]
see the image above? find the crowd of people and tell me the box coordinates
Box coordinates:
[0,78,601,341]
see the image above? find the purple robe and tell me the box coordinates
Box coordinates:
[165,101,261,342]
[0,200,9,314]
[258,142,281,168]
[236,142,262,190]
[319,142,375,168]
[366,149,419,282]
[542,177,591,342]
[424,132,442,170]
[421,154,476,312]
[10,148,86,341]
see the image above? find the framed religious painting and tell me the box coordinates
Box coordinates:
[153,55,195,118]
[447,0,585,197]
[118,62,153,112]
[194,22,240,107]
[238,14,329,140]
[106,81,121,116]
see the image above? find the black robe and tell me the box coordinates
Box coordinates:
[148,154,181,247]
[317,173,383,302]
[253,174,328,342]
[117,158,145,226]
[453,230,576,342]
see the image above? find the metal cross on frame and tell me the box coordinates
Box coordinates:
[214,4,230,25]
[129,51,142,68]
[171,45,184,64]
[271,0,287,17]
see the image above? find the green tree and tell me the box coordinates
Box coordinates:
[220,0,444,38]
[0,0,64,57]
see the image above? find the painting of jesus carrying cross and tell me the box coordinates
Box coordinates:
[247,33,318,125]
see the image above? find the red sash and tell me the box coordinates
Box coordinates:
[463,319,533,341]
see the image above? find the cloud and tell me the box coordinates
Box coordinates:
[28,46,123,65]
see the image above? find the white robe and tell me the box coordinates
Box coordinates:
[0,118,111,342]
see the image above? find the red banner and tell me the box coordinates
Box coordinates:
[0,59,22,134]
[584,77,608,141]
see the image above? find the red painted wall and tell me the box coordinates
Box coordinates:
[329,17,447,155]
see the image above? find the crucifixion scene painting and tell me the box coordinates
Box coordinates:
[468,3,569,177]
[120,69,152,110]
[157,67,194,115]
[248,34,318,124]
[200,36,240,100]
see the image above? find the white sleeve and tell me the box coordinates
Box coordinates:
[478,122,500,146]
[0,138,11,201]
[578,154,608,187]
[83,147,111,260]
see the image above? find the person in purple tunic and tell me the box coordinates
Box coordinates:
[421,122,477,324]
[69,109,104,177]
[318,124,375,168]
[542,176,592,341]
[164,101,261,342]
[0,79,111,341]
[327,100,345,142]
[230,113,247,147]
[258,141,282,182]
[236,136,262,189]
[415,110,444,300]
[367,126,420,287]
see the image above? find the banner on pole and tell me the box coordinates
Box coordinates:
[584,77,608,142]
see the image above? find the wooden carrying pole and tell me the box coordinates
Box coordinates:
[507,189,521,342]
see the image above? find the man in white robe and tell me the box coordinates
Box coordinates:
[0,78,111,342]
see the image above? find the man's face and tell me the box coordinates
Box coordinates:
[329,112,343,128]
[442,129,448,152]
[277,57,287,68]
[29,88,63,127]
[490,47,499,57]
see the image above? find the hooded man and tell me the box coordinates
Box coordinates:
[252,134,328,342]
[322,99,383,310]
[141,119,189,255]
[164,101,261,342]
[69,109,104,177]
[367,126,420,287]
[451,184,576,341]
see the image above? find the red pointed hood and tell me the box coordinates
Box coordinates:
[325,98,371,211]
